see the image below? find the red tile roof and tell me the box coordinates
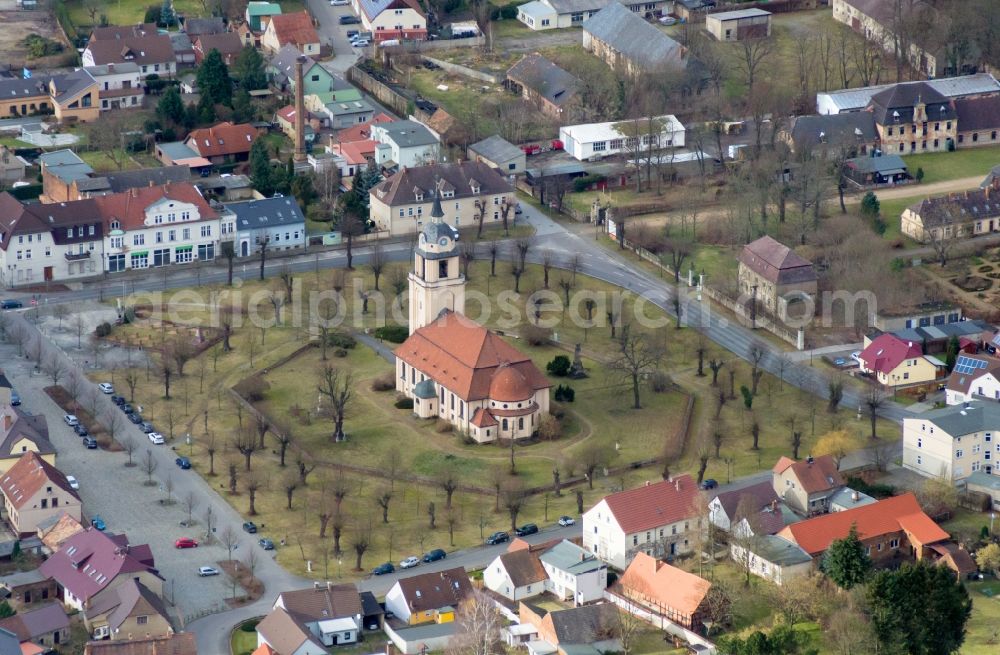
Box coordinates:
[619,552,710,616]
[184,122,258,158]
[268,11,320,48]
[0,451,80,511]
[394,311,550,401]
[772,454,844,494]
[600,475,701,534]
[334,113,393,144]
[93,182,216,232]
[38,528,160,603]
[777,492,949,556]
[859,333,923,375]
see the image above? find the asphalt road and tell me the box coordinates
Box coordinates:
[306,0,366,73]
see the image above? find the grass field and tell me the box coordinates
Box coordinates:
[64,0,305,31]
[902,145,1000,185]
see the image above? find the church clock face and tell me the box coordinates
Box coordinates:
[438,237,449,247]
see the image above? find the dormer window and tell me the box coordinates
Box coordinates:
[415,193,423,202]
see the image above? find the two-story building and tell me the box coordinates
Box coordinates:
[945,354,1000,406]
[901,183,1000,243]
[0,384,55,474]
[583,476,703,569]
[615,553,711,632]
[257,583,377,650]
[771,455,845,517]
[370,120,440,169]
[84,63,144,111]
[354,0,427,42]
[737,235,818,323]
[84,579,173,641]
[383,568,471,625]
[867,82,957,155]
[82,24,176,78]
[484,539,606,606]
[261,11,320,56]
[0,452,81,538]
[857,332,944,389]
[223,196,306,258]
[902,400,1000,481]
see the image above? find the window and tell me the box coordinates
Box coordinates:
[108,254,125,272]
[633,535,638,546]
[89,225,95,236]
[201,225,211,237]
[111,237,123,249]
[45,247,50,257]
[136,616,148,625]
[917,438,922,448]
[131,252,148,269]
[66,228,72,238]
[181,211,190,220]
[917,454,922,465]
[155,232,163,244]
[890,538,899,548]
[182,228,191,240]
[957,449,964,458]
[198,243,215,260]
[592,141,607,152]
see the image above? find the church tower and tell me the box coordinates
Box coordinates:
[408,184,466,334]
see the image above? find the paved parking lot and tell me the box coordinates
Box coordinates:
[1,342,238,624]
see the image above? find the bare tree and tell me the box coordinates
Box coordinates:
[206,433,218,476]
[609,331,663,409]
[282,472,299,510]
[446,590,506,655]
[244,472,262,516]
[374,487,393,523]
[381,448,403,491]
[163,474,175,505]
[233,429,261,471]
[436,464,459,509]
[203,505,216,541]
[317,365,353,442]
[121,436,137,467]
[42,354,67,387]
[502,480,526,531]
[183,491,198,525]
[141,449,158,486]
[866,385,884,440]
[350,525,371,571]
[102,408,127,446]
[124,369,140,402]
[220,525,239,561]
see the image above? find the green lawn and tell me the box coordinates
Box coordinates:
[77,149,142,173]
[902,146,1000,184]
[964,581,1000,654]
[64,0,305,32]
[230,624,258,655]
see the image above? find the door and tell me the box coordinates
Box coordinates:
[241,240,249,257]
[43,266,53,281]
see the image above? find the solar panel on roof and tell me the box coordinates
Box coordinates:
[954,356,988,375]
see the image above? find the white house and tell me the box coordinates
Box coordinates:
[484,539,607,606]
[582,475,703,570]
[559,115,685,161]
[946,354,1000,405]
[223,196,306,258]
[256,608,328,655]
[707,480,783,534]
[729,535,813,586]
[84,63,144,111]
[483,548,547,603]
[902,400,1000,481]
[516,0,669,31]
[370,120,440,169]
[261,584,365,648]
[354,0,427,42]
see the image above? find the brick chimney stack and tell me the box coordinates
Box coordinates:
[294,55,306,163]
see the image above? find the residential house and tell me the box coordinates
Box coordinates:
[705,8,771,41]
[582,475,703,569]
[842,154,910,188]
[866,82,957,155]
[771,455,845,517]
[71,167,193,200]
[326,113,391,178]
[857,332,943,388]
[0,147,25,184]
[831,0,942,77]
[559,115,685,161]
[193,32,245,65]
[468,135,526,176]
[370,120,440,169]
[255,608,326,655]
[39,149,96,203]
[83,634,196,655]
[260,583,367,647]
[223,196,307,258]
[262,12,320,56]
[47,70,100,124]
[154,142,213,171]
[902,183,1000,242]
[737,235,818,322]
[538,539,607,605]
[0,570,59,610]
[269,46,336,94]
[615,552,710,632]
[516,602,620,655]
[0,77,50,119]
[85,579,173,641]
[776,492,950,566]
[0,388,54,471]
[82,24,176,78]
[516,0,669,31]
[874,301,963,332]
[729,535,813,586]
[483,547,547,603]
[354,0,427,42]
[830,487,877,512]
[902,400,1000,481]
[785,112,879,158]
[183,122,258,165]
[314,98,376,129]
[246,1,283,33]
[0,603,69,649]
[955,96,1000,147]
[369,161,514,237]
[883,320,994,358]
[506,54,579,118]
[945,354,1000,405]
[0,452,81,537]
[383,567,472,625]
[38,528,162,611]
[816,73,1000,115]
[275,105,318,145]
[707,480,784,534]
[169,32,196,67]
[183,16,226,38]
[85,63,144,112]
[583,2,687,76]
[36,513,84,554]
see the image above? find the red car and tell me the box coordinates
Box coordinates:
[174,538,198,549]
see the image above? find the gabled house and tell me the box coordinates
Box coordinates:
[193,32,245,65]
[902,400,1000,482]
[866,82,957,155]
[354,0,427,42]
[260,583,366,648]
[82,24,177,78]
[583,2,686,77]
[38,528,162,611]
[857,333,943,388]
[83,633,196,655]
[582,475,703,569]
[183,122,259,164]
[615,552,711,632]
[516,602,620,655]
[539,539,607,605]
[737,235,817,322]
[85,63,144,112]
[223,195,307,258]
[0,570,60,609]
[85,579,173,641]
[901,183,1000,243]
[47,69,101,124]
[0,602,70,649]
[246,1,283,33]
[729,534,812,586]
[269,45,337,94]
[771,455,845,517]
[370,120,440,169]
[945,354,1000,405]
[506,54,579,119]
[256,608,325,655]
[483,547,547,603]
[468,135,526,176]
[383,567,472,625]
[776,492,949,566]
[954,95,1000,148]
[262,11,320,56]
[708,480,785,535]
[0,147,25,185]
[0,390,54,472]
[0,452,81,537]
[785,112,879,158]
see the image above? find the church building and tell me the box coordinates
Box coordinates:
[394,189,551,443]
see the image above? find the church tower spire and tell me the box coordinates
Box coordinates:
[407,181,466,334]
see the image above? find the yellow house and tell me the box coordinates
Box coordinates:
[857,333,943,388]
[0,389,56,474]
[0,452,81,537]
[384,567,472,625]
[49,70,100,124]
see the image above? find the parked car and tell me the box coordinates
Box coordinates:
[140,422,155,434]
[0,300,23,310]
[98,383,114,394]
[259,538,275,550]
[91,516,106,531]
[243,521,258,534]
[175,456,191,469]
[198,566,220,577]
[851,351,863,365]
[346,30,359,38]
[352,39,369,47]
[127,413,143,425]
[111,395,125,406]
[339,15,360,24]
[400,556,420,569]
[120,403,134,414]
[330,0,349,4]
[175,538,198,549]
[372,562,394,575]
[558,515,576,527]
[83,437,97,449]
[63,414,79,427]
[148,432,165,445]
[486,531,509,545]
[423,548,446,562]
[515,523,539,537]
[66,475,79,490]
[515,205,523,215]
[700,479,718,490]
[659,15,677,24]
[73,424,88,437]
[9,390,20,406]
[833,357,847,367]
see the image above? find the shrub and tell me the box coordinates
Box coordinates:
[846,476,895,499]
[240,620,260,632]
[394,397,414,409]
[94,322,112,337]
[915,166,925,183]
[649,371,671,393]
[500,3,519,18]
[143,5,161,24]
[233,376,270,402]
[554,385,575,402]
[546,355,571,377]
[537,416,562,440]
[333,348,348,358]
[550,405,566,420]
[572,174,606,192]
[435,419,453,433]
[327,331,357,349]
[522,324,552,346]
[371,373,395,392]
[374,325,409,343]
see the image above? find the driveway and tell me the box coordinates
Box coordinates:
[305,0,365,73]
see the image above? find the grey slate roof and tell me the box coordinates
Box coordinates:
[868,81,953,124]
[507,53,579,109]
[104,166,191,192]
[225,196,306,229]
[818,74,1000,113]
[584,2,685,72]
[326,98,375,117]
[372,161,512,207]
[790,112,878,151]
[157,141,199,161]
[538,539,605,575]
[83,62,141,76]
[39,149,94,184]
[376,120,438,148]
[546,0,608,12]
[413,379,436,399]
[184,16,227,37]
[0,77,50,100]
[749,535,812,566]
[844,154,907,175]
[470,135,523,165]
[922,401,1000,436]
[0,628,18,655]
